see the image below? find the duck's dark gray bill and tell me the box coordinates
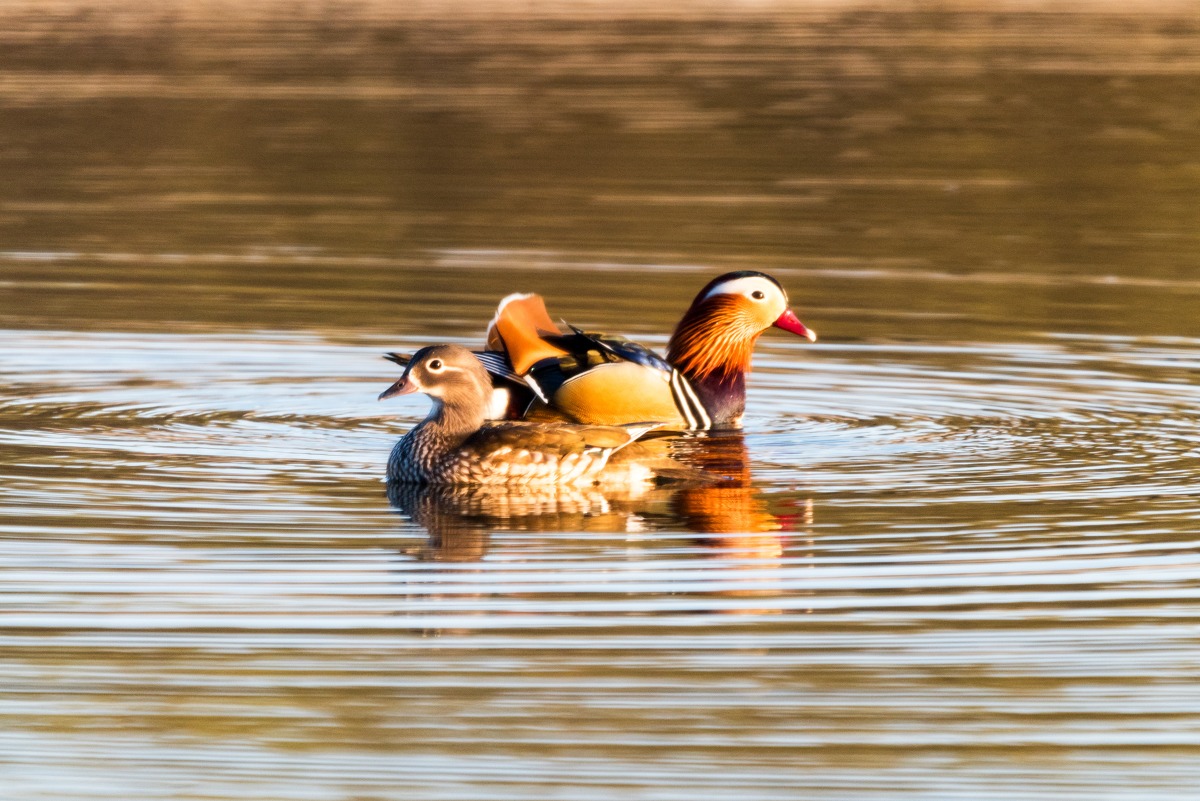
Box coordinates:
[378,377,417,400]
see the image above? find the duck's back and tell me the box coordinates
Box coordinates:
[391,420,658,486]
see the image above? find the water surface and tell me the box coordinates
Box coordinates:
[2,4,1200,799]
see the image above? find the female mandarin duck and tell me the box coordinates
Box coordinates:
[380,344,680,486]
[387,271,816,430]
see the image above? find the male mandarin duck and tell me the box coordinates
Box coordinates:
[386,271,816,430]
[380,344,691,486]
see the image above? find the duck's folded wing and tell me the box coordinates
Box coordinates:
[465,421,638,453]
[549,326,673,373]
[448,422,637,484]
[550,362,687,427]
[536,328,712,428]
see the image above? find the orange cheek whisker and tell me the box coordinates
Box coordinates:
[667,298,762,382]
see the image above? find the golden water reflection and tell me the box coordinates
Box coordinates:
[388,432,812,609]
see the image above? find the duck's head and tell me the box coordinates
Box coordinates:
[668,271,816,381]
[378,344,493,415]
[691,271,816,342]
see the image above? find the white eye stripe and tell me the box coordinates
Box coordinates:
[701,276,785,303]
[405,361,470,387]
[424,363,489,387]
[426,363,469,376]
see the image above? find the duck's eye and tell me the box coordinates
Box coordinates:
[751,290,766,300]
[428,359,443,371]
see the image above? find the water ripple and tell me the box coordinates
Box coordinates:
[4,327,1200,799]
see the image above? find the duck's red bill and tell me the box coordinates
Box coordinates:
[378,377,417,400]
[773,308,817,342]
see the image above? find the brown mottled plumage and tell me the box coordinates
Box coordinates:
[380,345,687,486]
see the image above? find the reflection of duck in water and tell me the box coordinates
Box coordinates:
[668,432,815,611]
[388,432,814,613]
[386,422,798,545]
[670,432,781,536]
[386,271,817,430]
[387,481,493,562]
[379,344,702,487]
[387,480,676,560]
